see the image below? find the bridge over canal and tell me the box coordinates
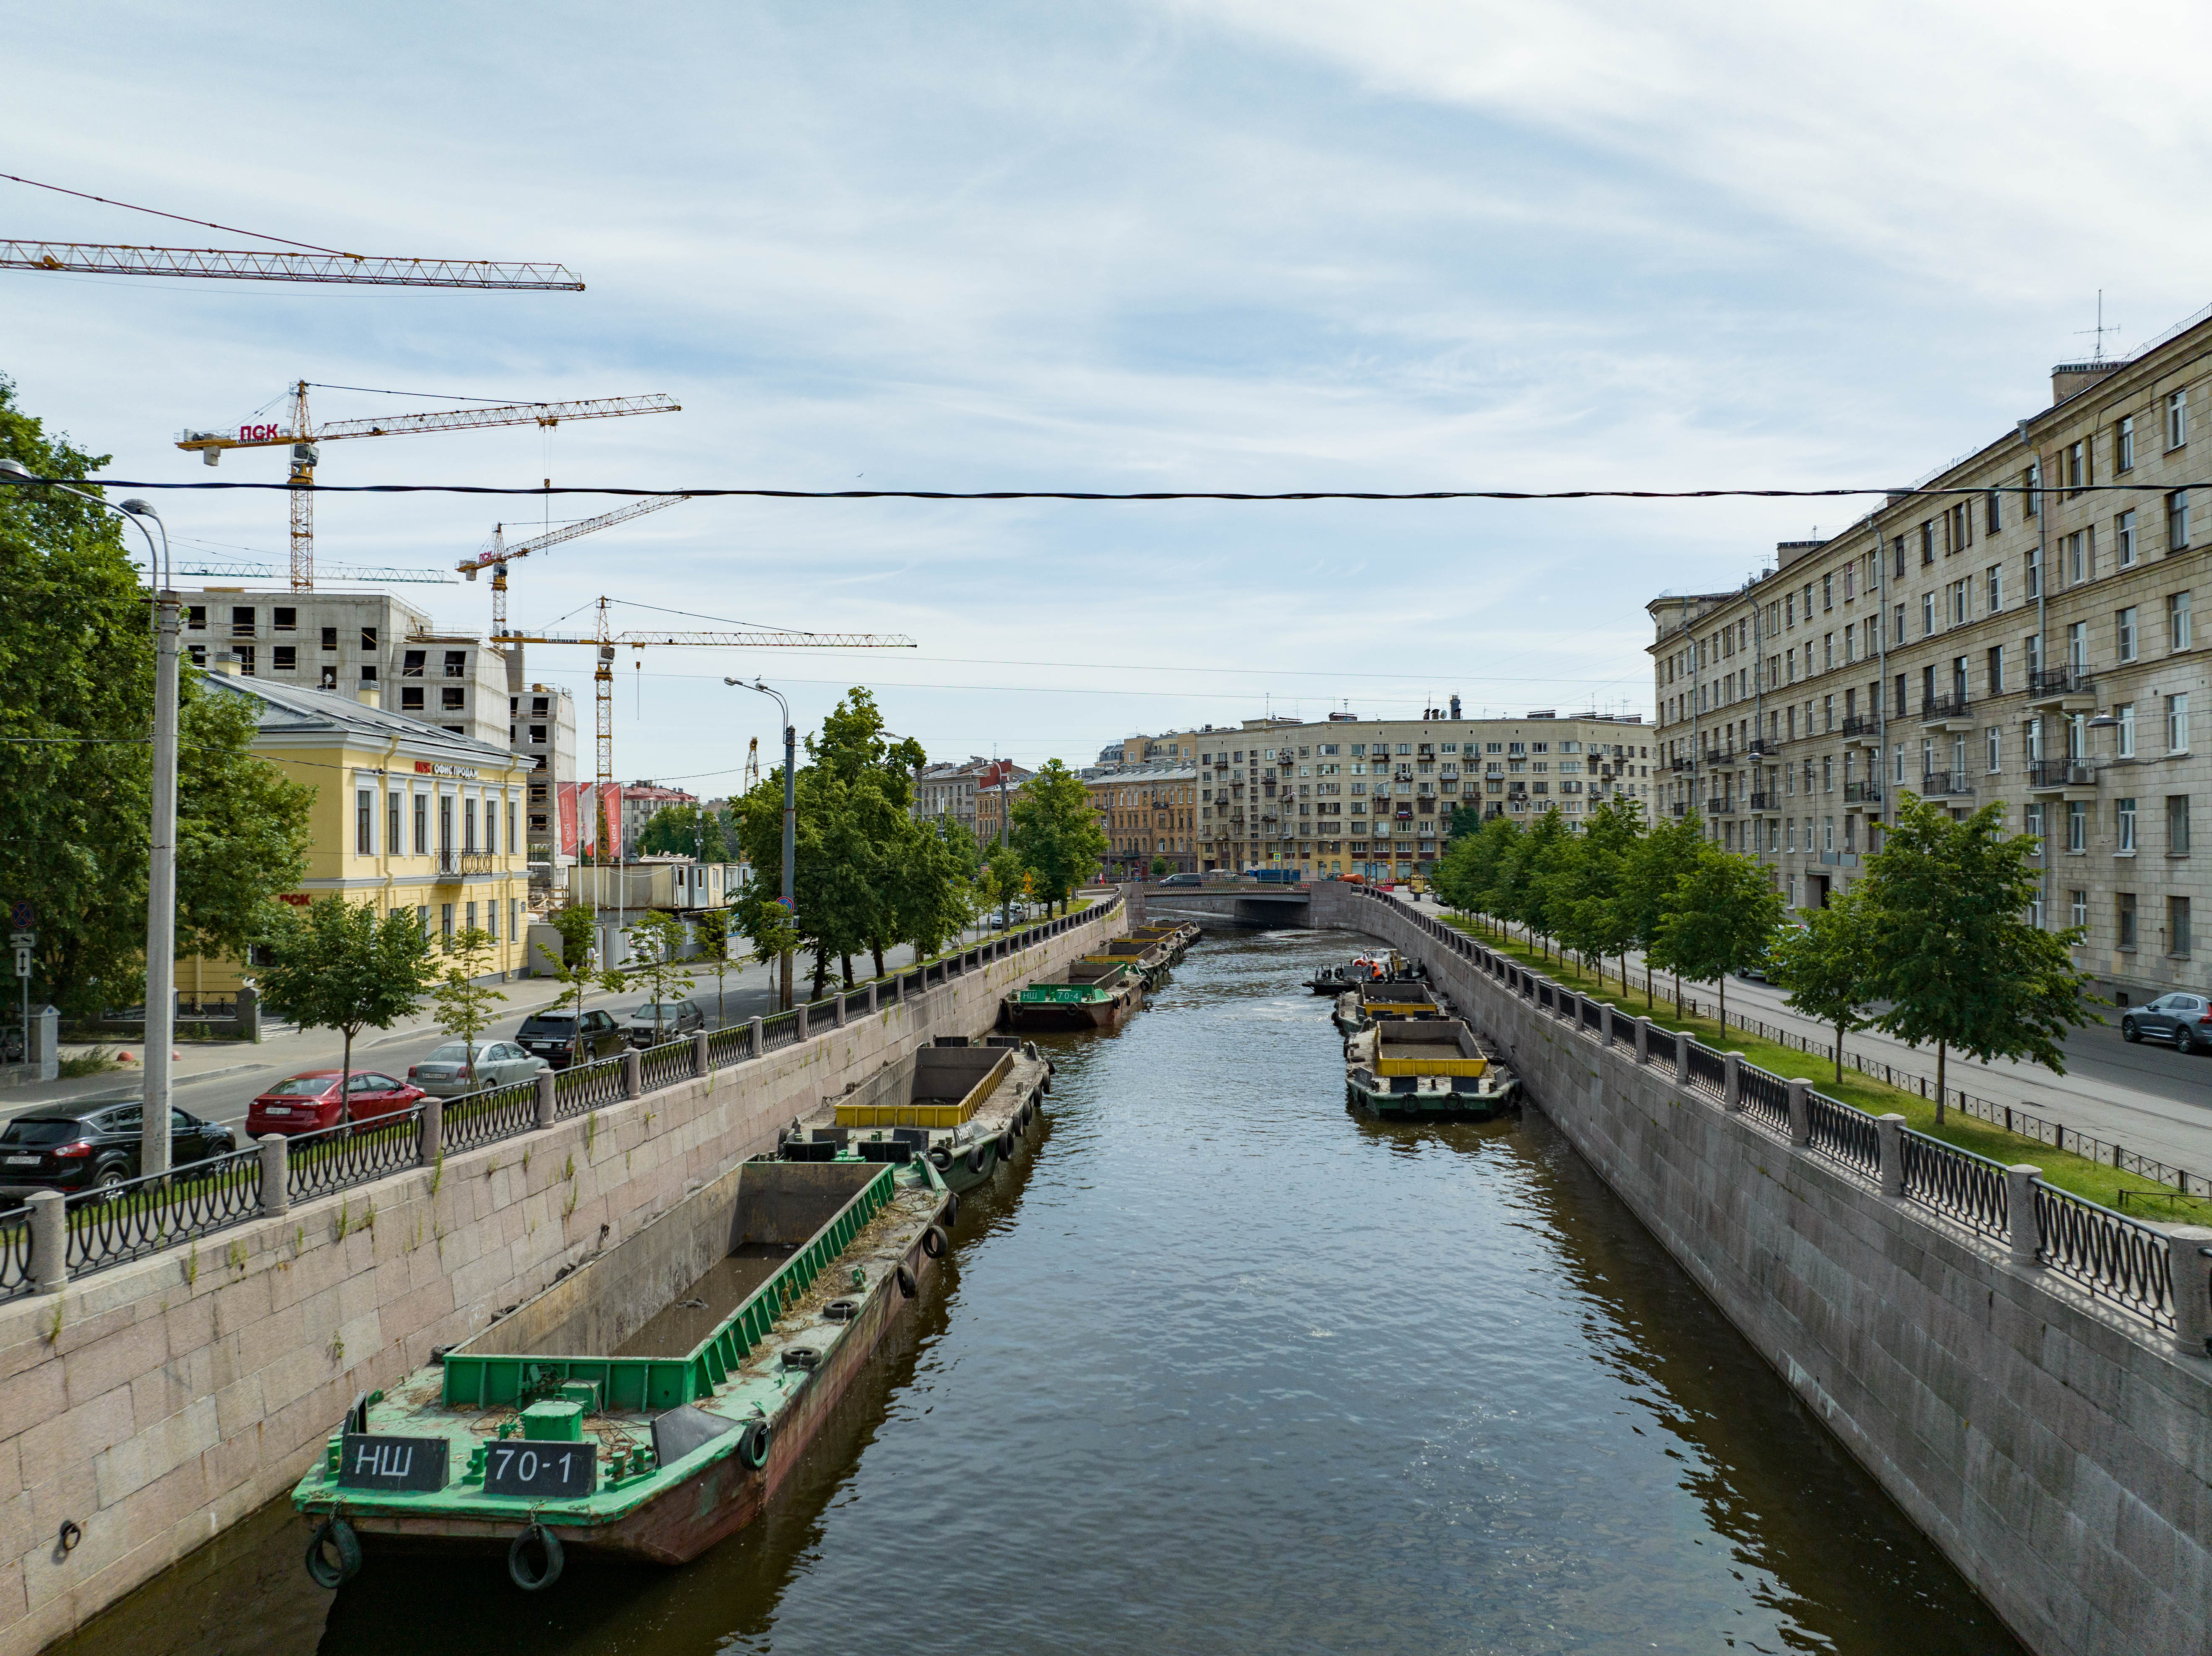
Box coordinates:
[1126,880,1313,928]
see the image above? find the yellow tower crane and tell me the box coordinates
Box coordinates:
[175,384,680,591]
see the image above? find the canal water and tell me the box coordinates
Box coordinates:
[68,929,2024,1656]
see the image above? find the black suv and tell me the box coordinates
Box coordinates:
[516,1007,627,1068]
[0,1104,237,1198]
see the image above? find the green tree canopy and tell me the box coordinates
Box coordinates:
[1009,759,1108,912]
[1766,891,1873,1085]
[636,801,729,862]
[429,926,507,1078]
[1650,845,1784,1028]
[256,897,437,1096]
[1622,810,1704,1009]
[1857,795,2097,1121]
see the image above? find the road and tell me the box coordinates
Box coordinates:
[0,911,1057,1135]
[1375,888,2212,1178]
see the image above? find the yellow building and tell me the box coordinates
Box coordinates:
[181,669,535,996]
[1085,761,1200,878]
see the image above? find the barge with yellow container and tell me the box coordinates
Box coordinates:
[1343,1019,1519,1118]
[784,1036,1051,1194]
[1330,977,1448,1037]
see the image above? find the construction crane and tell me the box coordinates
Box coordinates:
[175,383,679,591]
[1,242,583,287]
[459,495,689,643]
[494,598,916,841]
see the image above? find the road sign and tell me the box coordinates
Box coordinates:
[8,901,30,930]
[7,932,31,948]
[14,948,30,980]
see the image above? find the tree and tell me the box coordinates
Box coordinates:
[1622,810,1704,1010]
[1010,759,1109,913]
[543,903,623,1064]
[1434,815,1521,934]
[428,926,506,1086]
[637,801,729,862]
[1857,795,2097,1123]
[1554,799,1642,989]
[886,816,980,960]
[623,911,696,1043]
[1500,809,1571,957]
[256,898,436,1106]
[1766,892,1873,1085]
[0,375,313,1016]
[1445,801,1486,841]
[692,904,736,1026]
[1650,845,1784,1030]
[1150,856,1171,877]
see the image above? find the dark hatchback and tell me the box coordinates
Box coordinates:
[515,1008,626,1069]
[0,1104,238,1198]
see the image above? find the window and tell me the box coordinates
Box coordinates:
[1986,565,2002,612]
[464,798,477,851]
[506,799,516,853]
[1893,602,1906,644]
[441,903,454,940]
[189,644,207,667]
[2170,895,2192,958]
[185,605,206,632]
[362,625,378,651]
[274,607,297,631]
[2067,800,2087,853]
[2026,802,2044,854]
[2169,490,2191,552]
[2168,388,2189,450]
[1822,573,1834,610]
[2169,795,2191,855]
[2117,414,2136,472]
[1986,726,2001,773]
[1921,593,1935,635]
[234,645,256,676]
[1920,521,1935,565]
[2025,542,2041,597]
[359,664,376,682]
[2118,606,2138,662]
[2118,509,2137,568]
[2024,462,2041,518]
[444,650,468,679]
[1987,644,2005,695]
[2118,703,2136,758]
[272,645,296,672]
[2118,797,2137,852]
[321,626,337,651]
[2066,530,2090,585]
[401,687,425,711]
[388,791,401,851]
[488,901,499,944]
[413,794,428,856]
[2118,892,2138,948]
[2170,591,2193,651]
[402,649,426,678]
[2066,440,2086,496]
[2067,620,2088,669]
[356,789,373,855]
[1985,489,2002,533]
[441,687,465,710]
[2071,889,2087,930]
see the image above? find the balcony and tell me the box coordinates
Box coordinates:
[1669,758,1693,773]
[1669,802,1687,817]
[1707,799,1738,816]
[1917,772,1975,798]
[1749,791,1774,811]
[1921,693,1974,730]
[2027,666,2097,711]
[1745,737,1771,757]
[1839,713,1877,739]
[2027,758,2096,794]
[1842,780,1882,805]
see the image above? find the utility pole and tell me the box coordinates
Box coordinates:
[144,586,180,1174]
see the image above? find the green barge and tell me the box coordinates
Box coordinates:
[1002,959,1144,1031]
[292,1151,952,1588]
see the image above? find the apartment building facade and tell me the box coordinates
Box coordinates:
[1088,762,1201,876]
[509,682,578,891]
[181,670,534,995]
[1182,710,1652,879]
[1649,311,2212,1003]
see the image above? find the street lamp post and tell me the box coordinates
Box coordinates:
[728,679,796,1012]
[0,460,175,1174]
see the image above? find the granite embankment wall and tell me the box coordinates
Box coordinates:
[1310,883,2212,1656]
[0,900,1125,1655]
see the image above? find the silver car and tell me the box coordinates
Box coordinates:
[407,1040,548,1098]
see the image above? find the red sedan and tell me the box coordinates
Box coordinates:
[245,1070,426,1138]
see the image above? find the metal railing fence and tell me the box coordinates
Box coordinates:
[63,1151,265,1276]
[446,1079,539,1151]
[287,1114,422,1207]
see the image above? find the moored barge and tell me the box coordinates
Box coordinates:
[292,1150,952,1588]
[1330,979,1446,1037]
[1344,1018,1520,1117]
[1308,949,1421,995]
[786,1036,1051,1193]
[1002,959,1144,1031]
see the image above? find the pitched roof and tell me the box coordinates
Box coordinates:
[196,671,515,765]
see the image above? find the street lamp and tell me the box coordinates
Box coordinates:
[728,678,796,1012]
[0,460,178,1177]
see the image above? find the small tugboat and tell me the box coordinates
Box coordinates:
[1307,950,1422,995]
[786,1036,1051,1194]
[1330,978,1446,1037]
[292,1148,952,1588]
[1344,1018,1520,1118]
[1001,959,1144,1032]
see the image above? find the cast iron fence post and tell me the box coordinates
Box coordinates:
[1787,1079,1811,1145]
[419,1097,442,1167]
[796,1002,809,1041]
[1723,1052,1743,1113]
[535,1069,557,1129]
[1675,1035,1693,1088]
[749,1015,764,1055]
[834,991,848,1028]
[28,1190,65,1292]
[1878,1114,1905,1198]
[258,1133,290,1217]
[2168,1229,2212,1358]
[1634,1015,1651,1065]
[867,983,879,1015]
[622,1047,642,1099]
[1600,1003,1615,1048]
[2006,1166,2043,1268]
[692,1029,710,1076]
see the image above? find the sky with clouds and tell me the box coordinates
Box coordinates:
[7,0,2209,788]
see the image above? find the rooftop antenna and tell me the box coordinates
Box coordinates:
[2076,289,2120,363]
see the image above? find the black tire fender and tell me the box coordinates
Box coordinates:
[737,1419,771,1471]
[998,1132,1017,1161]
[895,1263,918,1298]
[921,1224,949,1259]
[507,1523,563,1592]
[928,1145,953,1171]
[966,1145,989,1175]
[305,1516,363,1590]
[942,1191,960,1226]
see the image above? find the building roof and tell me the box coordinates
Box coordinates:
[197,670,516,765]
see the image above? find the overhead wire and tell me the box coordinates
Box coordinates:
[0,171,356,255]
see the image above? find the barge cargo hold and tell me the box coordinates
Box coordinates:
[1002,960,1143,1031]
[1343,1018,1520,1118]
[1081,937,1172,990]
[291,1153,951,1585]
[1330,979,1444,1036]
[789,1037,1051,1194]
[1127,921,1199,961]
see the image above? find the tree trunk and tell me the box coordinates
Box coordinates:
[871,940,886,979]
[1645,960,1654,1011]
[1672,971,1682,1018]
[1717,972,1726,1030]
[1834,1019,1845,1086]
[840,953,855,989]
[1935,1040,1947,1126]
[340,1028,354,1124]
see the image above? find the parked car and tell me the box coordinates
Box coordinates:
[1737,919,1810,982]
[625,999,706,1047]
[0,1104,237,1198]
[245,1070,426,1138]
[2120,994,2212,1053]
[516,1007,626,1068]
[1156,872,1202,887]
[406,1040,549,1098]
